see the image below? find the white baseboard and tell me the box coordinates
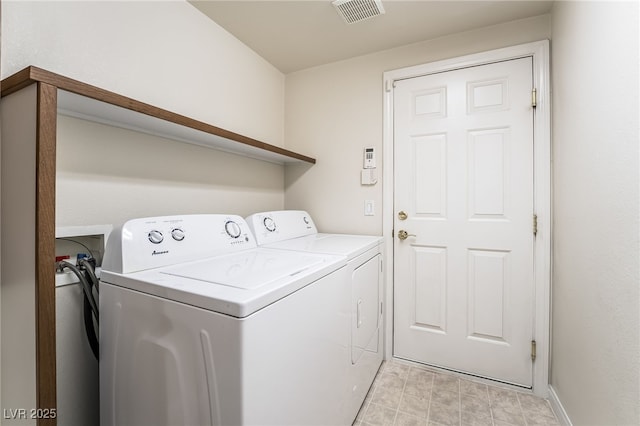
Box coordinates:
[548,385,572,426]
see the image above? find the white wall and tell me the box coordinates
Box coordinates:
[550,2,639,424]
[2,0,285,147]
[56,115,284,227]
[284,15,551,235]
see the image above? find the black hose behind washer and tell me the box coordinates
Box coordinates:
[59,259,100,360]
[83,289,99,360]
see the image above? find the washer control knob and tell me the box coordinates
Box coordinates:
[171,228,185,241]
[303,216,310,225]
[225,220,242,239]
[263,217,277,232]
[148,230,164,244]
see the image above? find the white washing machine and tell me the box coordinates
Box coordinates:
[246,210,384,424]
[99,214,352,426]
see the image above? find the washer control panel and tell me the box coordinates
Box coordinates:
[104,214,256,274]
[171,228,185,241]
[148,227,187,244]
[148,229,164,244]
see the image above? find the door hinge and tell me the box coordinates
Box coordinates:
[531,88,537,108]
[392,229,394,238]
[531,340,537,362]
[385,80,394,92]
[533,214,538,236]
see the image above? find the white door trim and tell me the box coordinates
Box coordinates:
[382,40,551,397]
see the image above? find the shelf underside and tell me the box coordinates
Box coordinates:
[1,66,315,165]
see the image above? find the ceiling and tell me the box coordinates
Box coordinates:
[189,0,553,74]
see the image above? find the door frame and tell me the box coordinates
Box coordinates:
[382,40,551,397]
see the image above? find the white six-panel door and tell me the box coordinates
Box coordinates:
[393,57,535,386]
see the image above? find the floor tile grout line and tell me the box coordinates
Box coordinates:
[457,376,462,426]
[391,367,409,426]
[516,392,527,426]
[431,370,438,423]
[486,382,496,426]
[426,370,435,424]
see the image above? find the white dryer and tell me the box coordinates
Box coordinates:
[246,210,384,424]
[99,214,351,426]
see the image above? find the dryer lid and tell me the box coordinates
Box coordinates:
[266,234,383,260]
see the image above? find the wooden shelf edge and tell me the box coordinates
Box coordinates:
[1,66,316,164]
[35,82,58,425]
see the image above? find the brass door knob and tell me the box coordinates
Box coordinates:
[398,210,408,220]
[397,230,416,241]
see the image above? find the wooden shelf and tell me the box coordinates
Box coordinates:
[1,66,315,165]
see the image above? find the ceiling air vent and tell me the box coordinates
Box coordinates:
[332,0,386,24]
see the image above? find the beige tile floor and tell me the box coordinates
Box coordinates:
[354,360,560,426]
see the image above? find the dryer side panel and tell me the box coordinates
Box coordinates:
[347,250,384,423]
[352,253,382,364]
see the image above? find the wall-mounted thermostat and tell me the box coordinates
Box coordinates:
[363,147,376,169]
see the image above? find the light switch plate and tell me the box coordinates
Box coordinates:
[364,200,375,216]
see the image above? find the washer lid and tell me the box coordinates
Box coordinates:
[100,248,346,318]
[160,249,326,289]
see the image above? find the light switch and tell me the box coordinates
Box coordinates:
[364,200,375,216]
